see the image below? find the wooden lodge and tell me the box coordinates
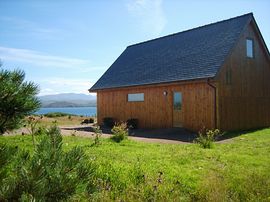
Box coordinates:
[89,13,270,131]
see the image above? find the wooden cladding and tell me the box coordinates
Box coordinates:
[97,81,215,131]
[217,21,270,131]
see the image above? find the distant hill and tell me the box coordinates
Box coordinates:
[38,93,96,108]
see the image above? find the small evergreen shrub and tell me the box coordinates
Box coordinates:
[127,118,139,129]
[111,122,128,143]
[0,125,95,201]
[195,128,220,148]
[103,117,115,128]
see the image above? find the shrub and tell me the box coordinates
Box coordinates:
[195,128,220,148]
[111,122,128,143]
[0,125,95,201]
[81,118,95,124]
[127,118,139,129]
[103,117,115,128]
[89,117,94,123]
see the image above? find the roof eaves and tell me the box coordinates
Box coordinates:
[250,16,270,61]
[89,75,215,92]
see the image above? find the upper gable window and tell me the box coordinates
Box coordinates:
[246,39,254,58]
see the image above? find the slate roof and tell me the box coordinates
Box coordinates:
[90,13,253,91]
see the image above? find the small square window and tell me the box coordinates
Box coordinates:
[246,39,254,58]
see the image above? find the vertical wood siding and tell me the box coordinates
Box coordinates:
[97,81,215,131]
[217,21,270,131]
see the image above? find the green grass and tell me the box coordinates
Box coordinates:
[1,128,270,201]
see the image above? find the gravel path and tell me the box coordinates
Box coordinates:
[4,125,232,144]
[60,125,188,144]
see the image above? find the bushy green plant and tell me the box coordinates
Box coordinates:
[0,66,41,135]
[0,125,94,201]
[111,122,128,143]
[195,128,220,148]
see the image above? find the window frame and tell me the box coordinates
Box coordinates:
[127,93,144,102]
[173,92,182,111]
[246,38,254,58]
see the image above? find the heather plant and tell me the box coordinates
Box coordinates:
[111,122,128,143]
[195,128,220,148]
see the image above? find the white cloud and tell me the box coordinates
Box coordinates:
[39,88,59,96]
[0,16,60,39]
[0,46,101,71]
[126,0,166,36]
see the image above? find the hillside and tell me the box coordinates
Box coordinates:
[39,93,96,108]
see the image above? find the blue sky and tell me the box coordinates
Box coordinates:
[0,0,269,96]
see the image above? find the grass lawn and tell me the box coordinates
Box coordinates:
[1,128,270,201]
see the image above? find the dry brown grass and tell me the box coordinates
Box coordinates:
[33,115,94,127]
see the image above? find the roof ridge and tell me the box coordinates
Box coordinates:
[128,12,253,48]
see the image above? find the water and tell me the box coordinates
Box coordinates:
[35,107,97,117]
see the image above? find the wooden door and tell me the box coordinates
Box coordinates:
[173,92,183,127]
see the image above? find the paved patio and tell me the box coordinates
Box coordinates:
[61,125,197,144]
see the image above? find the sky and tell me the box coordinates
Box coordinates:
[0,0,269,96]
